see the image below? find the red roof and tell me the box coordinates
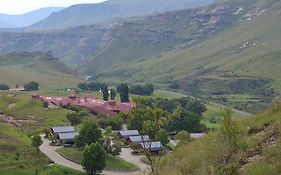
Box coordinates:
[39,95,134,116]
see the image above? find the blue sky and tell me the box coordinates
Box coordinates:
[0,0,106,15]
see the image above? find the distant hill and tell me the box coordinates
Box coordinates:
[0,0,280,111]
[0,51,81,90]
[30,0,215,29]
[80,0,281,112]
[0,20,14,28]
[0,7,64,28]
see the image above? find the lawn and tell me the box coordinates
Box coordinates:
[0,122,84,175]
[0,92,72,131]
[56,147,137,171]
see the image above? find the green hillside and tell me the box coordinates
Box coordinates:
[83,0,281,112]
[31,0,214,30]
[156,101,281,175]
[0,52,81,90]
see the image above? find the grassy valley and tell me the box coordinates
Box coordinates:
[82,0,281,112]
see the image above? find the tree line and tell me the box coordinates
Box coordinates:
[0,81,39,91]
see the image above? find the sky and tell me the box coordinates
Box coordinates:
[0,0,106,15]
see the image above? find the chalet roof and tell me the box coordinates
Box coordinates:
[52,126,75,134]
[58,132,79,140]
[140,141,163,152]
[129,135,150,143]
[119,130,139,137]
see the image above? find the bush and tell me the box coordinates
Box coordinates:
[129,84,154,96]
[98,115,122,130]
[0,84,9,90]
[24,81,39,91]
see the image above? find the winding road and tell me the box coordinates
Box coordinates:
[39,136,149,175]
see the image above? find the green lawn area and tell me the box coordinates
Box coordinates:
[0,122,84,175]
[56,148,137,171]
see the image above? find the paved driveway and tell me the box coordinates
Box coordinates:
[39,136,147,175]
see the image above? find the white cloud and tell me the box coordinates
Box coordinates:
[0,0,106,15]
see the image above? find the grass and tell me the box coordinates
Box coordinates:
[0,91,84,174]
[0,92,72,131]
[0,122,84,175]
[77,0,281,113]
[156,101,281,175]
[56,147,137,171]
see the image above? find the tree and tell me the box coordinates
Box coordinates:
[111,142,122,157]
[129,84,154,96]
[166,106,206,133]
[220,108,238,148]
[42,128,50,138]
[82,142,106,175]
[175,130,191,143]
[110,88,116,100]
[118,83,129,102]
[0,84,9,90]
[24,81,39,91]
[102,85,109,101]
[155,129,169,146]
[74,119,102,147]
[78,83,89,91]
[98,115,122,130]
[32,135,43,154]
[66,113,82,126]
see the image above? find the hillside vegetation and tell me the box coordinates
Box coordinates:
[82,0,281,112]
[31,0,214,30]
[0,93,83,175]
[156,101,281,175]
[0,52,81,90]
[0,0,280,112]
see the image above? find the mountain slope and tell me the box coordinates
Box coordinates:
[0,7,64,28]
[156,102,281,175]
[31,0,215,29]
[0,52,81,90]
[81,0,281,112]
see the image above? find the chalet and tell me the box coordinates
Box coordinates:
[51,126,75,134]
[128,135,150,144]
[119,130,140,139]
[140,141,163,154]
[57,132,79,144]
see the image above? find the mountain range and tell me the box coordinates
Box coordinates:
[0,0,280,112]
[0,7,64,28]
[30,0,215,30]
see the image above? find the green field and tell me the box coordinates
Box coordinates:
[57,148,137,171]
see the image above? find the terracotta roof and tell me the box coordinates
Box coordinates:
[38,95,134,116]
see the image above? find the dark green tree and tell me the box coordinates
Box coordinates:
[0,84,9,90]
[110,88,116,100]
[66,113,82,126]
[118,83,129,102]
[32,135,43,154]
[102,85,109,101]
[155,129,169,146]
[78,83,89,91]
[24,81,39,91]
[74,119,102,147]
[82,142,106,175]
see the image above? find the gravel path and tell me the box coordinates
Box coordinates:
[39,136,146,175]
